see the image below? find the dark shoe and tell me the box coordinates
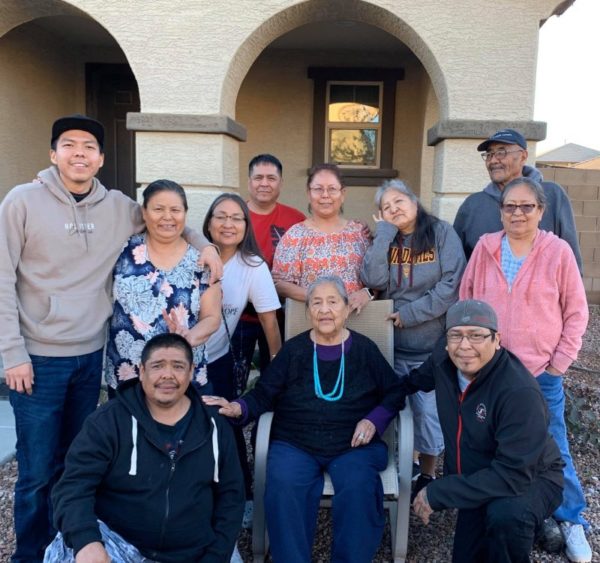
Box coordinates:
[411,473,434,503]
[412,462,420,481]
[538,517,564,553]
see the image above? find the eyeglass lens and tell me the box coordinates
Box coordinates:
[501,204,537,214]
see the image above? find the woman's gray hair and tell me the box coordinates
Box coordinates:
[374,179,419,209]
[501,177,547,208]
[305,275,349,308]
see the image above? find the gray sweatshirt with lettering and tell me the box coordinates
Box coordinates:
[361,220,466,360]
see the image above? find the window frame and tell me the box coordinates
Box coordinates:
[308,67,404,186]
[326,80,383,169]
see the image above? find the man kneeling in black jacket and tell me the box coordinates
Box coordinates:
[47,333,244,562]
[405,300,564,563]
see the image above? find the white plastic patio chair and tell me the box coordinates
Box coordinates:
[252,298,413,563]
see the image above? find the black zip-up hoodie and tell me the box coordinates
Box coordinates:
[52,380,244,562]
[402,339,564,511]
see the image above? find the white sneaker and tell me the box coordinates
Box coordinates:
[560,522,592,563]
[230,542,243,563]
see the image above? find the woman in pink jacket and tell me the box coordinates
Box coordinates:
[459,176,591,562]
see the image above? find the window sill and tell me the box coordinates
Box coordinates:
[307,168,398,186]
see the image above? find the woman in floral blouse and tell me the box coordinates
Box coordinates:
[105,179,221,393]
[272,163,372,313]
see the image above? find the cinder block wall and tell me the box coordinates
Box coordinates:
[540,166,600,304]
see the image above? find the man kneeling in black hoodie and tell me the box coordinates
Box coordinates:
[47,333,244,562]
[404,300,564,563]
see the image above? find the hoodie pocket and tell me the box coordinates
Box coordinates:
[37,290,113,343]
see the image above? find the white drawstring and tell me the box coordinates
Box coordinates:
[211,418,220,483]
[129,416,138,476]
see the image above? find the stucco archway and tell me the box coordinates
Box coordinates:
[221,0,448,120]
[0,0,140,198]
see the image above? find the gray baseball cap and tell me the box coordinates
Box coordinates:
[446,300,498,331]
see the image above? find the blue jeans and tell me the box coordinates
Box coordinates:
[10,350,103,563]
[265,440,387,563]
[537,373,587,527]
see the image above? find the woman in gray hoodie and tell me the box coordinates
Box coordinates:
[361,180,466,495]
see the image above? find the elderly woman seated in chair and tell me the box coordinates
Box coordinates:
[204,275,403,563]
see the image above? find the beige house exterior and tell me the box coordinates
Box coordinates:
[576,157,600,170]
[0,0,571,230]
[537,143,600,169]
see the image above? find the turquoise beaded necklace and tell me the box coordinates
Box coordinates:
[312,334,345,402]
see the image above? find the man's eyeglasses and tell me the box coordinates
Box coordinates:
[309,186,343,196]
[447,332,493,344]
[500,203,538,215]
[481,148,523,161]
[211,214,246,224]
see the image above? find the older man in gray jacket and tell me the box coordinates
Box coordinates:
[453,128,582,272]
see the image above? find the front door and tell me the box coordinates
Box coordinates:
[86,63,140,199]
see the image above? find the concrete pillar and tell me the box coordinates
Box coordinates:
[430,139,485,222]
[427,119,547,223]
[128,113,246,231]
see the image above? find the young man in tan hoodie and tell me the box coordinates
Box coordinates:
[0,114,220,562]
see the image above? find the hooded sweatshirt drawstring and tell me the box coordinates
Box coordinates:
[128,414,220,482]
[66,199,79,236]
[82,203,91,250]
[129,416,138,476]
[211,418,220,483]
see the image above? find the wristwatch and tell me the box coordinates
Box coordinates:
[363,288,375,301]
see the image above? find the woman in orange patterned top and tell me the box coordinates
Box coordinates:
[272,163,372,313]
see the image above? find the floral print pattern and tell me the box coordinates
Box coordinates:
[105,233,209,389]
[272,220,369,293]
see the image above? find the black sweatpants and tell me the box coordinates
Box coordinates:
[452,477,563,563]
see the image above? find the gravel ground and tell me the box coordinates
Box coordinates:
[0,306,598,562]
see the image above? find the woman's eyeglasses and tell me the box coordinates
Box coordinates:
[211,214,246,224]
[500,203,537,215]
[309,186,343,196]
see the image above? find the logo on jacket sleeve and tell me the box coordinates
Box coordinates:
[475,403,487,422]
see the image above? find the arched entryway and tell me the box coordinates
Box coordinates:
[0,2,139,199]
[223,0,443,218]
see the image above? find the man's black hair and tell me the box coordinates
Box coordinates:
[248,154,282,176]
[140,333,193,367]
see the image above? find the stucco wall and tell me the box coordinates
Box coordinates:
[0,0,566,217]
[418,75,439,211]
[0,23,85,196]
[391,57,430,199]
[50,0,560,119]
[236,48,313,212]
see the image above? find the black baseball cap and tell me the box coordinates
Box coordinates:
[446,300,498,332]
[51,114,104,150]
[477,128,527,152]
